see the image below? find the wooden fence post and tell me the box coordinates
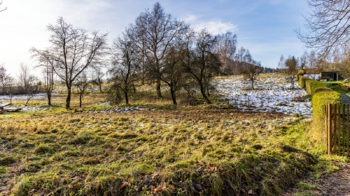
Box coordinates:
[339,104,341,155]
[346,104,350,156]
[343,104,346,155]
[328,104,332,155]
[334,104,337,155]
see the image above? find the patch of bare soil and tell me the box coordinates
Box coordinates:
[114,108,288,121]
[283,162,350,196]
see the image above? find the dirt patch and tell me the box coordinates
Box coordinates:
[283,162,350,196]
[104,108,288,121]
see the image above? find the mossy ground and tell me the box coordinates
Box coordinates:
[0,76,343,196]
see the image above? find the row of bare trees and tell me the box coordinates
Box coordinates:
[2,3,260,108]
[0,63,41,105]
[296,0,350,77]
[109,3,261,105]
[30,17,109,109]
[279,51,318,71]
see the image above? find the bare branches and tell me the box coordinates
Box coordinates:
[130,2,189,98]
[296,0,350,57]
[75,72,91,107]
[0,63,14,96]
[0,0,7,12]
[214,32,237,75]
[241,51,261,90]
[17,64,40,106]
[31,17,108,109]
[109,31,141,105]
[181,29,221,104]
[284,56,298,89]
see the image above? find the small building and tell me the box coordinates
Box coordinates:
[320,72,344,81]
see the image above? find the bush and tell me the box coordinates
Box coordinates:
[305,80,327,95]
[312,91,341,123]
[296,70,305,81]
[314,87,333,94]
[299,76,310,88]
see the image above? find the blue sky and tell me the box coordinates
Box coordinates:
[0,0,310,76]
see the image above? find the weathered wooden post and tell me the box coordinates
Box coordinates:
[348,104,350,156]
[334,104,337,155]
[343,104,346,155]
[328,104,332,154]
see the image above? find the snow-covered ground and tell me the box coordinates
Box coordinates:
[213,74,312,117]
[304,74,320,80]
[0,93,58,101]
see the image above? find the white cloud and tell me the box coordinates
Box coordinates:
[0,0,114,77]
[183,14,237,35]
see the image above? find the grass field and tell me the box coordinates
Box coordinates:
[0,74,343,196]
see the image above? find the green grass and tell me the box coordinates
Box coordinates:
[0,74,346,195]
[0,109,330,196]
[328,83,350,96]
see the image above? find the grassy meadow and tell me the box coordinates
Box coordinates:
[0,74,344,196]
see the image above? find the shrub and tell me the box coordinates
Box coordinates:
[299,76,310,88]
[314,87,333,94]
[0,157,16,166]
[305,80,327,95]
[312,91,341,121]
[296,70,305,81]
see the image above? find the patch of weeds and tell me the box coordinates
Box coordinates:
[0,156,17,166]
[33,144,55,154]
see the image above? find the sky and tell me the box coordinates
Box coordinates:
[0,0,310,78]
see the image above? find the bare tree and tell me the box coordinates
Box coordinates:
[130,3,189,98]
[241,51,261,90]
[234,47,247,75]
[110,32,141,105]
[214,32,237,75]
[0,63,15,104]
[75,72,91,108]
[181,29,221,104]
[42,62,55,106]
[155,46,187,105]
[285,56,298,89]
[0,0,7,12]
[299,51,309,69]
[0,63,11,95]
[18,64,39,106]
[309,51,317,69]
[31,17,108,109]
[5,78,15,104]
[278,55,285,69]
[91,67,105,93]
[296,0,350,57]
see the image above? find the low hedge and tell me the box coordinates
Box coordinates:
[312,91,342,121]
[296,70,305,81]
[314,87,333,94]
[299,77,341,121]
[305,80,328,95]
[299,76,310,88]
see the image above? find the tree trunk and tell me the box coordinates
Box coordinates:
[66,87,71,109]
[206,83,210,97]
[48,93,51,106]
[170,88,177,105]
[79,94,82,108]
[251,80,254,90]
[156,78,162,98]
[142,64,145,85]
[125,91,129,105]
[99,83,103,93]
[200,83,211,104]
